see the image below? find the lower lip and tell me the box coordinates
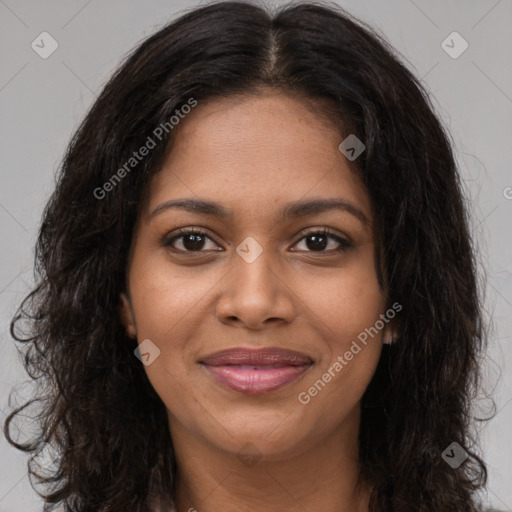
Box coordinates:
[202,364,312,394]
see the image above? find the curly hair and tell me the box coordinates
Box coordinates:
[4,1,490,511]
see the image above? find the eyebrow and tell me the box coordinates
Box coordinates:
[149,197,370,226]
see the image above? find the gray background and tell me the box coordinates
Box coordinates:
[1,0,511,510]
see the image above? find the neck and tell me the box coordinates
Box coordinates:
[169,408,371,512]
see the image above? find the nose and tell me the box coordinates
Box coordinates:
[215,242,296,331]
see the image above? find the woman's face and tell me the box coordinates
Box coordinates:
[120,90,393,461]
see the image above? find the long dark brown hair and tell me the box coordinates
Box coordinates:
[4,1,490,510]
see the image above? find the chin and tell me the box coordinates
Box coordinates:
[211,411,312,457]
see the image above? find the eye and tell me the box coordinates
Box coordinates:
[292,229,353,254]
[163,227,353,254]
[163,228,220,253]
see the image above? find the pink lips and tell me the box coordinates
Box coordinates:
[199,347,313,394]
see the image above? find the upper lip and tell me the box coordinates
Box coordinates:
[199,347,313,366]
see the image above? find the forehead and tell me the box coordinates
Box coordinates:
[145,91,372,225]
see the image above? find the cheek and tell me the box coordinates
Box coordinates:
[129,258,219,342]
[127,267,208,430]
[293,256,385,408]
[295,253,385,346]
[127,258,211,394]
[296,343,381,443]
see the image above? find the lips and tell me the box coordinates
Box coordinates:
[199,347,313,394]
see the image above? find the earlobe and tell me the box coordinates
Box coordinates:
[119,292,137,339]
[382,318,399,345]
[382,333,395,345]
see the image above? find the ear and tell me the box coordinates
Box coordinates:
[382,317,399,345]
[119,292,137,339]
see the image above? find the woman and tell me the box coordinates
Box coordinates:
[4,1,490,511]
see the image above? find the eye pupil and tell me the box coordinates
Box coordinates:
[183,233,205,251]
[306,234,328,251]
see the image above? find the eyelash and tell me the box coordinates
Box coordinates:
[163,227,353,255]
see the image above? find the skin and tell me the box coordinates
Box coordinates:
[120,89,397,512]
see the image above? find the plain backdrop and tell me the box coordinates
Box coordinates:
[1,1,511,511]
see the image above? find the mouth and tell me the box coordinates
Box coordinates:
[199,347,314,394]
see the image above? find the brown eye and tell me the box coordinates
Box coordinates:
[163,229,220,252]
[292,230,353,253]
[180,232,207,251]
